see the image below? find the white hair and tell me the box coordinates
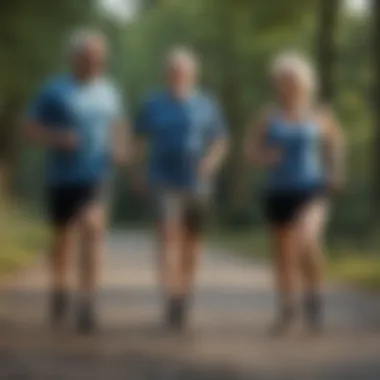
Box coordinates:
[165,46,199,72]
[68,28,106,56]
[270,50,317,94]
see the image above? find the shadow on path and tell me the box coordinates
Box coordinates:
[1,231,380,379]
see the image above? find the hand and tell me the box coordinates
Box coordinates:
[245,148,282,167]
[111,149,130,166]
[325,177,344,196]
[198,159,215,181]
[130,172,148,196]
[54,130,78,151]
[262,148,282,167]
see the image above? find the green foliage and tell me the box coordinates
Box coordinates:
[106,0,372,241]
[0,1,374,255]
[0,0,97,200]
[0,202,47,275]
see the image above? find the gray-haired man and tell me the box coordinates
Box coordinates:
[23,29,129,333]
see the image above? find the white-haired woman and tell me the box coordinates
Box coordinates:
[245,51,344,335]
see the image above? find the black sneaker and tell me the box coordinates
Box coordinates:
[77,298,97,334]
[50,290,69,326]
[166,296,188,331]
[304,292,323,333]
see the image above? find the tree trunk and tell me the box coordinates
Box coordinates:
[316,0,340,103]
[0,96,21,200]
[217,0,247,222]
[372,0,380,217]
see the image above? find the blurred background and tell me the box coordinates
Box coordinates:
[1,1,380,379]
[0,0,377,288]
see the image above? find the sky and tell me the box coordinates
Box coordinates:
[100,0,369,21]
[100,0,136,21]
[348,0,368,12]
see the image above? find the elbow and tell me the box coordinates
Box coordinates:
[21,120,33,140]
[245,150,261,166]
[243,146,255,165]
[220,139,229,158]
[21,120,43,145]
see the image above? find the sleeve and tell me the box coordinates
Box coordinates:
[207,97,228,141]
[26,83,55,123]
[110,85,127,122]
[134,97,153,136]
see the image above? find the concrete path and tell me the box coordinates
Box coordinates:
[1,231,380,379]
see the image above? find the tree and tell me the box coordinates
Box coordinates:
[372,0,380,216]
[316,0,340,103]
[0,0,95,198]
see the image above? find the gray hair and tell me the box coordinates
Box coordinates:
[165,46,199,73]
[270,50,317,94]
[68,28,107,56]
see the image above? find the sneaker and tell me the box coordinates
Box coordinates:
[50,290,69,326]
[77,298,97,334]
[304,292,323,333]
[269,303,300,337]
[165,296,188,331]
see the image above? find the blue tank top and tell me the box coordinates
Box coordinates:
[264,112,324,193]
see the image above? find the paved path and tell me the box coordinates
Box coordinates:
[1,231,380,379]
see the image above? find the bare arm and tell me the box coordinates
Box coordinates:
[129,134,149,192]
[244,108,279,167]
[244,111,266,165]
[320,107,345,191]
[22,119,77,151]
[200,138,229,178]
[110,120,132,166]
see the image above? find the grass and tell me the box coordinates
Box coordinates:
[0,202,47,276]
[208,228,380,291]
[328,256,380,292]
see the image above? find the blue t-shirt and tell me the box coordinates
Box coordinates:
[28,75,123,186]
[264,114,324,193]
[135,90,227,192]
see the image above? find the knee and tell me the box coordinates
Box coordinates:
[81,207,106,241]
[183,206,204,235]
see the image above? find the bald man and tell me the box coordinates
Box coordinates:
[23,30,129,333]
[133,47,228,330]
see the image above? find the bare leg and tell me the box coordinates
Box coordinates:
[49,224,75,324]
[298,200,327,291]
[271,222,301,334]
[77,202,107,332]
[180,202,204,297]
[50,224,75,292]
[297,199,328,330]
[180,229,201,297]
[156,193,185,298]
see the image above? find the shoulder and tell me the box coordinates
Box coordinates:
[255,104,276,127]
[192,91,224,120]
[141,89,166,108]
[314,103,337,126]
[31,75,71,108]
[195,90,219,108]
[315,103,336,121]
[314,104,341,139]
[96,77,121,97]
[38,75,69,97]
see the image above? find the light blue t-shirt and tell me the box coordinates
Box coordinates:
[28,75,123,186]
[135,90,227,192]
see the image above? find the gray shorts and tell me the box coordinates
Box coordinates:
[153,189,210,233]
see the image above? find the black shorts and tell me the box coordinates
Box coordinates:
[264,187,324,227]
[47,182,102,227]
